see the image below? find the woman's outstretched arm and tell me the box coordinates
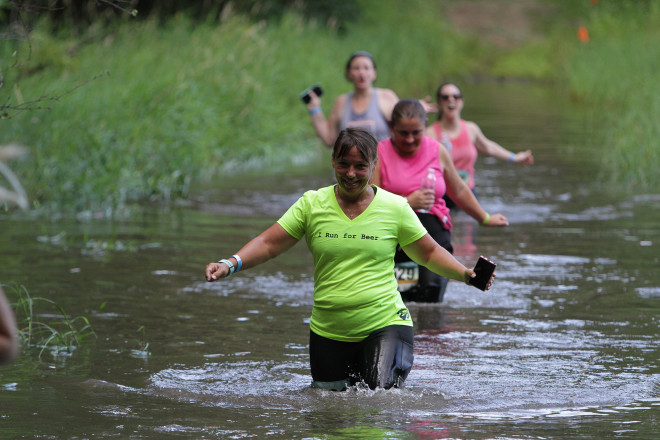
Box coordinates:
[206,223,299,281]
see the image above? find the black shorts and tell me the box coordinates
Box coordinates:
[309,325,414,391]
[444,188,478,210]
[396,212,453,302]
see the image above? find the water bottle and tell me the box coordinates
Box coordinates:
[441,132,452,151]
[418,168,436,213]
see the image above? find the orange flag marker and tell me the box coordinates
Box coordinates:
[578,26,590,43]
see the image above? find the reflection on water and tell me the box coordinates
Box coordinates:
[1,82,659,439]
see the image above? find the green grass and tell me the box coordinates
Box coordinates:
[1,0,658,215]
[563,1,660,189]
[8,284,96,359]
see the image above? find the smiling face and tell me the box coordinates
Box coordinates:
[346,56,377,90]
[332,145,374,198]
[391,117,426,157]
[437,83,464,120]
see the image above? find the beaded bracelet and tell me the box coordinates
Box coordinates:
[218,259,235,277]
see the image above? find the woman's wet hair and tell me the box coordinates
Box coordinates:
[435,82,462,120]
[345,51,376,78]
[332,127,378,165]
[391,99,426,128]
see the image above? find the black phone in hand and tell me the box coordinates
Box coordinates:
[300,84,323,104]
[468,256,497,291]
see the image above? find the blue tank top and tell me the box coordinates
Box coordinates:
[340,89,391,142]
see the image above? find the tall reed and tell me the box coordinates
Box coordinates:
[9,284,96,359]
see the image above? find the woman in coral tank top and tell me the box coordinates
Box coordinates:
[426,82,534,208]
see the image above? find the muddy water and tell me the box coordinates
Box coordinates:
[1,82,659,439]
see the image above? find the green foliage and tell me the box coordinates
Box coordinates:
[9,284,96,359]
[351,0,484,93]
[490,40,554,80]
[1,2,487,215]
[564,1,660,189]
[8,1,360,34]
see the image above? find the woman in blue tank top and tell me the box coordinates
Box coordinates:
[304,51,433,147]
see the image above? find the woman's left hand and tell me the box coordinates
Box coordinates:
[419,96,438,114]
[464,269,476,285]
[514,150,534,165]
[483,213,509,226]
[464,269,496,291]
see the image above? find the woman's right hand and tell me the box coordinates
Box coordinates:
[205,262,230,281]
[306,91,322,112]
[407,189,435,211]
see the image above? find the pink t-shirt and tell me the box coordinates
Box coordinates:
[433,119,477,188]
[377,136,452,231]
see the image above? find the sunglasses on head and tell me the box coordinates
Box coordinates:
[440,94,462,100]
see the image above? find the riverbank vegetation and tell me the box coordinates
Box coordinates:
[1,0,657,215]
[561,1,660,190]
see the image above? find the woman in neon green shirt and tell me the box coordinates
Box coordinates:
[205,127,493,391]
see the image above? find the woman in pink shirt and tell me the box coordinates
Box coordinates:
[426,82,534,208]
[372,99,508,302]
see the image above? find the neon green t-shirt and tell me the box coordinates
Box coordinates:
[277,185,427,342]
